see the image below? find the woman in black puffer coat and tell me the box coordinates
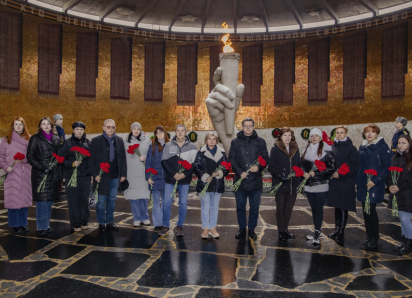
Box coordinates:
[27,117,61,236]
[386,134,412,255]
[193,132,229,239]
[268,128,302,241]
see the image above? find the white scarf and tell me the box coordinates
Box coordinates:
[304,142,331,162]
[335,137,347,143]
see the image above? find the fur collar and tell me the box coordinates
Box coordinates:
[275,139,298,158]
[362,136,384,147]
[200,145,225,163]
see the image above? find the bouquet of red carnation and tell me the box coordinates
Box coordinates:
[225,176,234,187]
[170,160,192,198]
[330,163,350,180]
[199,161,231,199]
[388,166,403,217]
[296,159,326,193]
[93,162,110,201]
[269,166,304,196]
[322,131,334,146]
[0,152,25,186]
[127,144,145,167]
[37,153,64,193]
[231,156,266,192]
[146,168,158,209]
[67,146,91,188]
[363,169,378,214]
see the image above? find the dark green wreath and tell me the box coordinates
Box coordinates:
[272,128,280,138]
[150,135,154,141]
[301,128,310,140]
[330,128,336,141]
[188,131,198,143]
[167,132,171,140]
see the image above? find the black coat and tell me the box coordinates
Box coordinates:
[27,133,62,202]
[301,151,336,187]
[327,138,360,212]
[193,145,229,194]
[89,134,127,196]
[386,152,412,213]
[268,140,302,194]
[58,133,92,179]
[228,130,269,191]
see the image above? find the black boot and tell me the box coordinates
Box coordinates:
[99,224,106,233]
[248,229,257,241]
[328,208,340,240]
[394,236,405,251]
[278,231,287,241]
[398,238,412,255]
[284,230,295,239]
[336,210,348,243]
[235,228,246,239]
[367,238,378,248]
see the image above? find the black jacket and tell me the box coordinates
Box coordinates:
[193,145,229,194]
[59,133,92,179]
[228,130,269,191]
[386,152,412,213]
[89,134,127,196]
[327,138,360,212]
[301,151,336,187]
[268,140,302,194]
[27,132,61,202]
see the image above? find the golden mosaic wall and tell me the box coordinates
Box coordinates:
[0,7,412,136]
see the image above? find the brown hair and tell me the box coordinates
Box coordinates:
[301,140,324,161]
[152,126,170,154]
[335,126,348,134]
[5,117,31,144]
[277,127,295,142]
[363,124,380,134]
[36,117,56,135]
[204,132,219,145]
[397,134,412,170]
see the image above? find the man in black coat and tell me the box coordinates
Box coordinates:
[89,119,127,232]
[228,118,269,240]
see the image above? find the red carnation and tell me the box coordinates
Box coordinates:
[292,166,304,177]
[221,161,232,171]
[322,131,334,146]
[258,156,266,167]
[314,160,326,171]
[13,152,25,161]
[364,169,377,176]
[146,168,158,175]
[52,153,65,164]
[337,163,350,175]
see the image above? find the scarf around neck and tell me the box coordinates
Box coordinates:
[304,142,327,162]
[207,145,217,156]
[42,130,52,141]
[103,131,116,162]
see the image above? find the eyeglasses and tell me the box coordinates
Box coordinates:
[106,126,115,129]
[243,125,254,129]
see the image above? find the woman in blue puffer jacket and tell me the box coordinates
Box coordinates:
[145,126,169,232]
[357,124,391,249]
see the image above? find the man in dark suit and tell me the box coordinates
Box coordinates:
[89,119,127,232]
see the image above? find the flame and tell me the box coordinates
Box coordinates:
[221,22,234,53]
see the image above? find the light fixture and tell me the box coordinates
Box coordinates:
[27,0,63,12]
[104,18,135,27]
[379,2,412,15]
[171,26,201,33]
[237,27,267,33]
[339,12,374,24]
[302,19,335,29]
[269,24,300,32]
[204,27,235,33]
[67,10,100,21]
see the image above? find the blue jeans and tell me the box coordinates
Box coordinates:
[399,211,412,239]
[36,201,53,230]
[235,190,261,230]
[96,178,118,225]
[201,192,222,229]
[163,183,190,227]
[152,190,164,227]
[130,199,149,222]
[8,208,28,227]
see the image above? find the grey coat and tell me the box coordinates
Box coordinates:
[124,132,151,200]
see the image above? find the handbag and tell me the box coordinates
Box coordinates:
[88,184,97,208]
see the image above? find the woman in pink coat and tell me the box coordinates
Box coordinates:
[0,117,32,234]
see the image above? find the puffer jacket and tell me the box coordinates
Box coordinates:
[386,151,412,213]
[0,132,32,209]
[193,145,229,194]
[301,151,336,186]
[145,141,167,191]
[58,133,91,178]
[228,130,269,191]
[27,132,61,202]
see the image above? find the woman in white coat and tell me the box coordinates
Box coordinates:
[124,122,152,226]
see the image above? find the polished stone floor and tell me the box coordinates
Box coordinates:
[0,190,411,298]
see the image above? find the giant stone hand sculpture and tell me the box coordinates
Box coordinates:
[206,67,245,153]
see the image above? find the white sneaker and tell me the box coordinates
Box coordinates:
[133,221,141,227]
[142,220,151,226]
[306,230,323,240]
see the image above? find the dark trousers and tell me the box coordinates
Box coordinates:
[235,190,261,230]
[306,192,328,230]
[66,176,91,227]
[275,192,296,232]
[362,202,379,240]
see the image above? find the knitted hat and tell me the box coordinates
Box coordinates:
[53,114,63,122]
[72,121,86,130]
[396,116,407,126]
[309,128,322,138]
[131,122,142,131]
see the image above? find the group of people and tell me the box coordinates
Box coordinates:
[0,115,411,256]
